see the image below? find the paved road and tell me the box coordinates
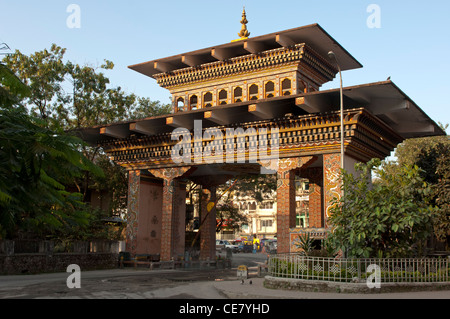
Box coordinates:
[0,252,449,300]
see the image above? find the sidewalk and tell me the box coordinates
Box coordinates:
[1,267,449,299]
[213,276,450,299]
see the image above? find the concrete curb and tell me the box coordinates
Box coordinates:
[263,275,450,294]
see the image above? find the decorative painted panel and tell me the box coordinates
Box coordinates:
[323,153,342,228]
[126,170,140,254]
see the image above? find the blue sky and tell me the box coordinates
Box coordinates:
[1,0,449,132]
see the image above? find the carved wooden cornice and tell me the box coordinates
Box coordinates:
[154,44,336,89]
[98,108,402,170]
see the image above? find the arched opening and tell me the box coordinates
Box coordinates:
[298,80,307,93]
[176,97,185,112]
[203,92,212,107]
[218,89,227,105]
[265,81,275,98]
[190,95,198,110]
[233,87,243,103]
[249,84,258,100]
[281,78,292,96]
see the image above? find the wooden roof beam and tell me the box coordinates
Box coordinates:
[370,99,411,115]
[100,126,129,139]
[396,122,436,134]
[243,40,267,54]
[154,61,176,73]
[211,47,236,61]
[181,54,204,67]
[129,122,157,136]
[276,34,296,47]
[295,96,322,113]
[166,116,194,130]
[248,103,275,120]
[204,110,231,125]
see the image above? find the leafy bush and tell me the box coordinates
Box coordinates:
[327,159,436,258]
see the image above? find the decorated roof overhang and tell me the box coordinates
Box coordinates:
[77,80,445,147]
[128,24,363,79]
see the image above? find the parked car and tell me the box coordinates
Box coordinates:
[225,240,239,253]
[216,240,239,253]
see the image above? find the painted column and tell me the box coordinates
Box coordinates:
[126,170,141,255]
[276,156,315,253]
[149,167,192,261]
[276,168,296,254]
[323,153,342,228]
[199,186,217,261]
[305,167,323,228]
[172,180,187,258]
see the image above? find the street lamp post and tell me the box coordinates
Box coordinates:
[328,51,346,258]
[328,51,345,170]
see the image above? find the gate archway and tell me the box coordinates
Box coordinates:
[79,23,444,261]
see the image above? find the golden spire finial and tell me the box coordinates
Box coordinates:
[237,7,250,39]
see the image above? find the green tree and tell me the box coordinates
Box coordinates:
[4,45,171,213]
[328,158,436,258]
[215,192,248,233]
[2,44,66,123]
[0,63,30,108]
[0,61,105,239]
[432,143,450,242]
[3,44,171,131]
[392,127,449,244]
[230,174,276,202]
[0,105,103,239]
[2,45,172,240]
[89,154,128,217]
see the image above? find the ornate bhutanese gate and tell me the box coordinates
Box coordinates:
[78,20,444,261]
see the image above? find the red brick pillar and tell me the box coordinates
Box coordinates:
[126,170,141,255]
[323,153,342,228]
[200,186,217,261]
[276,157,315,253]
[276,169,296,254]
[305,167,323,228]
[149,167,192,261]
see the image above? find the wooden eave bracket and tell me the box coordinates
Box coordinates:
[129,122,157,136]
[154,61,176,73]
[166,116,194,129]
[295,96,322,113]
[369,99,412,115]
[211,47,236,61]
[100,126,129,139]
[182,55,204,67]
[243,40,267,54]
[204,110,231,125]
[395,122,436,134]
[248,103,275,119]
[276,34,295,47]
